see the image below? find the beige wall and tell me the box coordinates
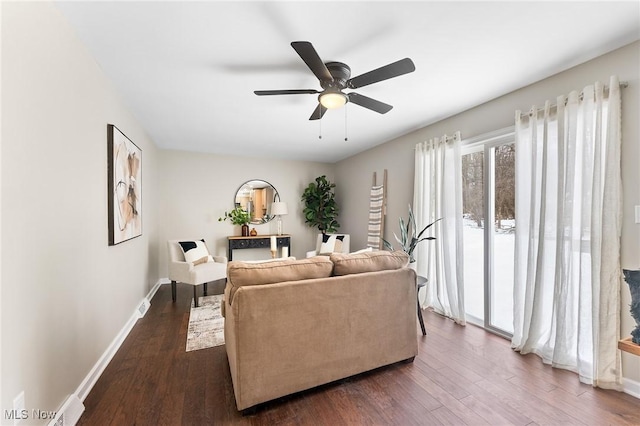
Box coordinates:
[158,149,334,268]
[335,41,640,386]
[1,1,160,417]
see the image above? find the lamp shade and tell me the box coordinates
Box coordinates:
[271,201,288,216]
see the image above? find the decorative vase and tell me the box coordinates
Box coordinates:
[622,269,640,344]
[241,224,249,237]
[250,228,257,236]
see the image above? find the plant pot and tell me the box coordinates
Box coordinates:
[241,224,250,237]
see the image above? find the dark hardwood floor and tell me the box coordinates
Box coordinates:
[78,284,640,425]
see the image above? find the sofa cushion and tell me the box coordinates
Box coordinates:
[226,256,333,304]
[330,250,409,276]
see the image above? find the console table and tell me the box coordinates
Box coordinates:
[227,234,291,261]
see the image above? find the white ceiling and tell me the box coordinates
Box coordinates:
[55,1,639,163]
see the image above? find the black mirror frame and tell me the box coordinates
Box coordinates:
[233,179,280,225]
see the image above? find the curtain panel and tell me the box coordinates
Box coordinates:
[414,132,466,325]
[512,76,622,389]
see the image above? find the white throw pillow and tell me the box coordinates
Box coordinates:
[178,240,212,264]
[319,234,345,255]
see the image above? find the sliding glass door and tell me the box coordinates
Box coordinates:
[462,148,485,322]
[462,132,515,337]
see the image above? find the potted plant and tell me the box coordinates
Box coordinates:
[301,175,340,234]
[383,204,440,263]
[218,206,252,236]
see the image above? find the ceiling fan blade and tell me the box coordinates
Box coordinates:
[347,93,393,114]
[347,58,415,89]
[254,89,319,96]
[309,104,327,120]
[291,41,333,82]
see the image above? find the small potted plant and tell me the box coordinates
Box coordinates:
[383,204,440,263]
[219,206,251,236]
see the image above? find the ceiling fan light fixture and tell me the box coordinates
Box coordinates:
[319,92,347,109]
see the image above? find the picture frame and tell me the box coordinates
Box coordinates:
[107,124,142,245]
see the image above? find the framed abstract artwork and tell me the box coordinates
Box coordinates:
[107,124,142,245]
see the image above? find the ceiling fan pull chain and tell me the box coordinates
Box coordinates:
[344,104,348,142]
[319,113,322,139]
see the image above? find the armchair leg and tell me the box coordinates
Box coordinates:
[171,280,177,303]
[204,282,208,296]
[193,286,199,308]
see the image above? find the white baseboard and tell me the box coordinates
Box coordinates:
[148,278,169,300]
[68,277,166,420]
[623,377,640,399]
[74,304,140,402]
[47,394,83,426]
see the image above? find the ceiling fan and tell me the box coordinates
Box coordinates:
[254,41,416,120]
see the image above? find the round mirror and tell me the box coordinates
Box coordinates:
[234,179,279,225]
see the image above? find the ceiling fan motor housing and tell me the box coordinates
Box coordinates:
[322,62,351,90]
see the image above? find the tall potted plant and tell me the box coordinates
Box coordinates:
[301,175,340,234]
[383,204,440,263]
[218,206,251,236]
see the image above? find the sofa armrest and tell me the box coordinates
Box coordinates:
[222,284,232,318]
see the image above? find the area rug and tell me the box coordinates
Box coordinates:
[186,294,225,352]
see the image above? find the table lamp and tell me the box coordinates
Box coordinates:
[271,201,288,235]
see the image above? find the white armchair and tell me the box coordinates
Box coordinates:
[305,233,351,258]
[167,240,227,307]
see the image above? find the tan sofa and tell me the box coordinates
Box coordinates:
[223,250,418,411]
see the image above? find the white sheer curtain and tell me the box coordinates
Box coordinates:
[414,132,465,325]
[512,76,622,388]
